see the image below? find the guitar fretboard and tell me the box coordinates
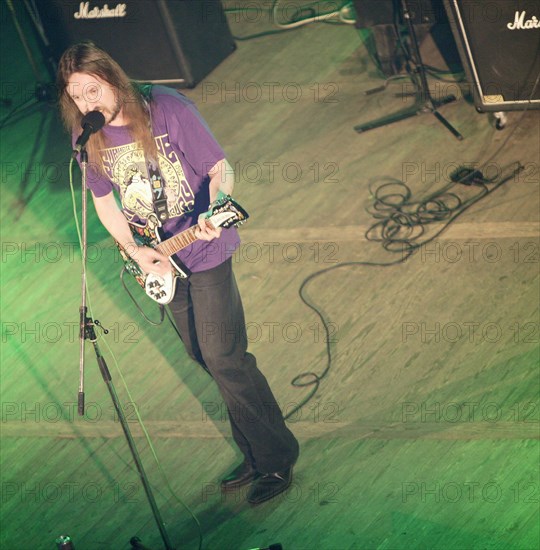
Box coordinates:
[154,226,199,257]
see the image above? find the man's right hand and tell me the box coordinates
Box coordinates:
[92,193,173,278]
[128,245,171,277]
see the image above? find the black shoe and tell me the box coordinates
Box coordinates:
[247,467,293,505]
[221,460,257,491]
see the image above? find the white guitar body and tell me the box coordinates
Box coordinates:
[117,196,249,304]
[145,272,177,305]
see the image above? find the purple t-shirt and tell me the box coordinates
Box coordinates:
[84,86,240,272]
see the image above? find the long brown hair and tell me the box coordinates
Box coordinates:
[57,41,157,173]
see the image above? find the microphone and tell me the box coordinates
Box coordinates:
[72,110,106,157]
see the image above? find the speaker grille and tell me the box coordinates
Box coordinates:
[35,0,235,87]
[445,0,540,111]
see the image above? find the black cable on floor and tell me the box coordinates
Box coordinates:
[283,162,525,420]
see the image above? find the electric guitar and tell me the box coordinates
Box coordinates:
[117,195,249,304]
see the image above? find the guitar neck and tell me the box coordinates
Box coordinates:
[142,198,245,258]
[155,225,199,257]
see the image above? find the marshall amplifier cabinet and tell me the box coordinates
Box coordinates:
[35,0,236,87]
[444,0,540,111]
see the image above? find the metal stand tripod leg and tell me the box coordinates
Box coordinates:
[354,0,463,140]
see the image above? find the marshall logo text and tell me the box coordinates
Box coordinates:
[507,11,539,30]
[74,2,127,19]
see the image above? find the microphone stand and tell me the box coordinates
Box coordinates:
[354,0,463,140]
[77,148,176,550]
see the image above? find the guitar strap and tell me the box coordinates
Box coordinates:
[148,161,169,224]
[140,84,191,279]
[140,85,170,224]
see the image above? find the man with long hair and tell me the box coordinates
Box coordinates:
[57,42,299,505]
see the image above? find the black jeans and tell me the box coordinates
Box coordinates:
[168,258,299,473]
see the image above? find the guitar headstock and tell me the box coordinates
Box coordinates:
[208,195,249,229]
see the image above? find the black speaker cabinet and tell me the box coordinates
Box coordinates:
[444,0,540,111]
[36,0,236,87]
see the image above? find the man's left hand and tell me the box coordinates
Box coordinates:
[196,216,222,241]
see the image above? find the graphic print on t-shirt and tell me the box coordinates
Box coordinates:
[100,132,195,228]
